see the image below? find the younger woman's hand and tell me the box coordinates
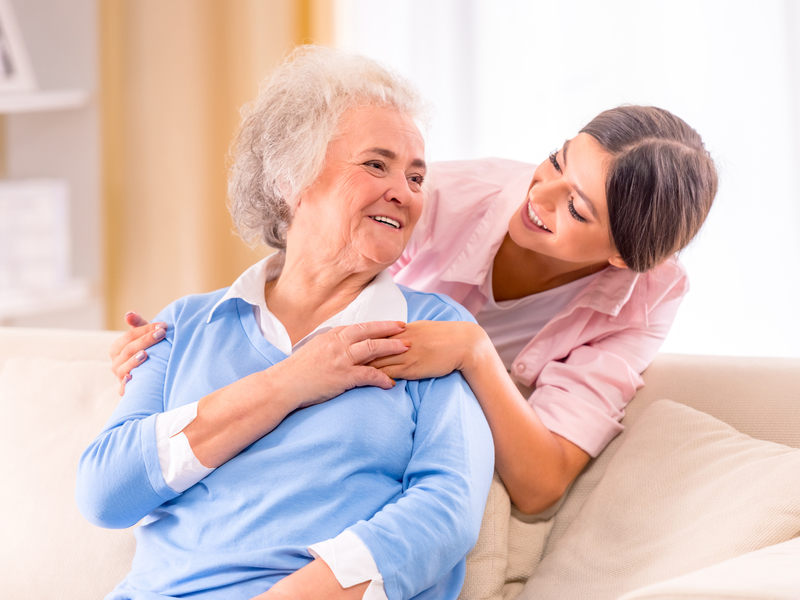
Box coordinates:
[367,320,486,382]
[109,311,168,395]
[277,320,410,411]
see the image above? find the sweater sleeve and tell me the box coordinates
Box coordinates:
[76,309,180,529]
[348,368,494,600]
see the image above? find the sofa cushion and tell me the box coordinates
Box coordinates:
[458,472,555,600]
[544,354,800,558]
[0,357,136,600]
[617,536,800,600]
[519,400,800,600]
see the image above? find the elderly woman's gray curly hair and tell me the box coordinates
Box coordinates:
[228,45,430,250]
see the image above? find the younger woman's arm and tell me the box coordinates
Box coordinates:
[373,283,684,515]
[371,320,589,515]
[458,326,590,514]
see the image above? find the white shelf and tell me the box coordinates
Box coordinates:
[0,89,89,114]
[0,279,92,320]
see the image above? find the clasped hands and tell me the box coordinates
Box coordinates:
[110,313,482,403]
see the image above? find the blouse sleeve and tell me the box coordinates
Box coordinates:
[530,278,686,458]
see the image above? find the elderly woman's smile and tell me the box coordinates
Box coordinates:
[288,106,427,272]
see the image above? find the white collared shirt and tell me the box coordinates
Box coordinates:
[206,252,407,355]
[154,254,406,599]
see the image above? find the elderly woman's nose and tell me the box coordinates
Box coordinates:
[383,173,414,205]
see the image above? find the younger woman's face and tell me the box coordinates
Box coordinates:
[508,132,627,269]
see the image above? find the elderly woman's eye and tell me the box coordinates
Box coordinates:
[365,160,385,171]
[408,174,425,187]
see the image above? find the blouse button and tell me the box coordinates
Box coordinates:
[515,363,526,373]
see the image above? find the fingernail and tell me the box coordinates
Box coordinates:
[402,340,411,348]
[390,378,396,387]
[125,311,136,317]
[154,323,166,331]
[395,321,406,328]
[134,351,146,362]
[123,374,132,384]
[153,328,166,340]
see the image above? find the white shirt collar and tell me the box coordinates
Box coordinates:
[207,253,408,355]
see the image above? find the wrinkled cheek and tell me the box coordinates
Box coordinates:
[406,202,423,234]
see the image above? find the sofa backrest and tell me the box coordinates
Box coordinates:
[0,327,129,600]
[0,326,122,370]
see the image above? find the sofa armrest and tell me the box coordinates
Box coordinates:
[617,537,800,600]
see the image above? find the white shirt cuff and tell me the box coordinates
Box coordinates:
[309,530,388,600]
[154,401,215,493]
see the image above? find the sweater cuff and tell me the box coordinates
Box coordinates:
[154,401,215,493]
[309,530,388,600]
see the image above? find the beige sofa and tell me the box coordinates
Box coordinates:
[1,326,799,600]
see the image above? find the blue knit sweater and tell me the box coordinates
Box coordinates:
[76,285,494,600]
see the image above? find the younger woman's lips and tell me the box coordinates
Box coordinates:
[520,201,552,234]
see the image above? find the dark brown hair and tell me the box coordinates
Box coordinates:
[580,106,718,272]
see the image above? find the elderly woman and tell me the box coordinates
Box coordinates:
[76,46,494,600]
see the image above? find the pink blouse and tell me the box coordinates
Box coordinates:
[389,158,688,457]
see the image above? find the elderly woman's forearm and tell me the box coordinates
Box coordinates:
[181,322,407,468]
[256,558,368,599]
[183,362,300,468]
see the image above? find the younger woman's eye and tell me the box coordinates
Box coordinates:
[549,151,562,173]
[568,198,587,223]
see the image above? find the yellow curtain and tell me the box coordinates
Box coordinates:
[101,0,334,328]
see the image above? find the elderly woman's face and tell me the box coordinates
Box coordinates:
[291,106,426,270]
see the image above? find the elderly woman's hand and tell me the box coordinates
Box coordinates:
[161,320,412,471]
[280,320,410,409]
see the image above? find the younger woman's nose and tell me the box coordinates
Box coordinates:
[534,188,557,212]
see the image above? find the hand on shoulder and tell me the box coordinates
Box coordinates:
[109,311,167,395]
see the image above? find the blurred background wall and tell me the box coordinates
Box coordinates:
[336,0,800,358]
[101,0,335,327]
[2,0,798,359]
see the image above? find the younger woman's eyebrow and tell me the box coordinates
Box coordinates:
[366,147,427,170]
[562,139,599,219]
